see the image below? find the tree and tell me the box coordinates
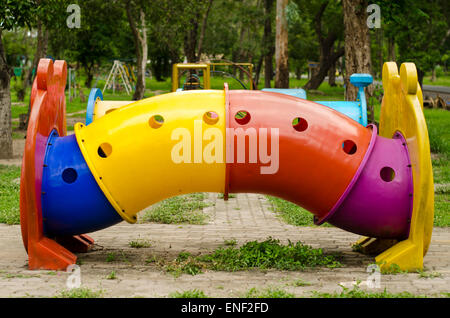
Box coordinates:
[342,0,372,102]
[125,0,148,100]
[261,0,275,87]
[275,0,289,88]
[374,0,449,86]
[0,0,37,159]
[48,0,129,88]
[182,0,215,62]
[288,1,318,81]
[302,0,344,90]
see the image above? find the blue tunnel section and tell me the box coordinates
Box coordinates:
[41,130,122,236]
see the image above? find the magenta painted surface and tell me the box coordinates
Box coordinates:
[325,131,414,239]
[316,125,378,225]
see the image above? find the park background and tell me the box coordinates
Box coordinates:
[0,0,448,298]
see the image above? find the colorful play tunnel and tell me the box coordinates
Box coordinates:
[20,59,434,272]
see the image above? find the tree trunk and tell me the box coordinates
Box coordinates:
[275,0,289,88]
[417,67,425,88]
[196,0,214,60]
[263,0,274,88]
[23,19,48,101]
[304,47,344,90]
[85,66,94,89]
[126,4,147,100]
[343,0,372,102]
[328,60,336,86]
[0,30,13,159]
[184,16,199,63]
[254,54,264,88]
[303,1,344,90]
[377,28,383,79]
[387,37,396,61]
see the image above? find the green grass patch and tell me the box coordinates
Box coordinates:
[426,109,450,157]
[244,287,295,298]
[224,239,237,246]
[266,195,314,226]
[106,252,116,262]
[417,269,442,279]
[379,263,410,275]
[165,252,205,277]
[140,193,211,225]
[435,194,450,227]
[0,165,21,225]
[169,289,208,298]
[165,238,341,278]
[128,239,151,248]
[312,285,425,298]
[292,279,312,287]
[432,156,450,227]
[54,287,103,298]
[197,238,341,272]
[3,273,40,279]
[163,238,340,277]
[106,270,117,280]
[267,195,333,227]
[423,74,450,87]
[217,193,236,199]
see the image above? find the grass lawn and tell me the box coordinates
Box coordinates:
[0,165,21,225]
[423,74,450,87]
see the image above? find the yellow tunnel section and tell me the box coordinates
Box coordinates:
[74,90,226,223]
[93,100,133,122]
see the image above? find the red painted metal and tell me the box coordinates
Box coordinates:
[226,90,373,219]
[19,59,93,270]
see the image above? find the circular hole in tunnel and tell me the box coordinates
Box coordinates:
[235,110,251,125]
[203,111,219,125]
[62,168,78,184]
[149,115,164,129]
[342,140,357,155]
[105,108,117,115]
[292,117,308,132]
[380,167,395,182]
[98,143,112,158]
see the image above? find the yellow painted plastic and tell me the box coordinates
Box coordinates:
[75,90,226,223]
[93,99,133,122]
[374,62,434,271]
[172,63,211,92]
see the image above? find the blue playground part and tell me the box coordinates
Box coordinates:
[41,131,122,236]
[261,73,373,126]
[261,88,307,99]
[86,88,103,125]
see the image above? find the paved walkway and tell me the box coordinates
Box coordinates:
[0,193,448,298]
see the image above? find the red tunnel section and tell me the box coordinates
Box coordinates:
[225,90,373,220]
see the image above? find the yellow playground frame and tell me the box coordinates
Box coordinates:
[172,62,254,92]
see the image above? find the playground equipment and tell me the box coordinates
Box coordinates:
[173,63,370,126]
[172,62,254,92]
[20,58,433,272]
[262,73,372,126]
[103,60,133,95]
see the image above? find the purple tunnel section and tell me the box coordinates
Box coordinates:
[317,127,414,240]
